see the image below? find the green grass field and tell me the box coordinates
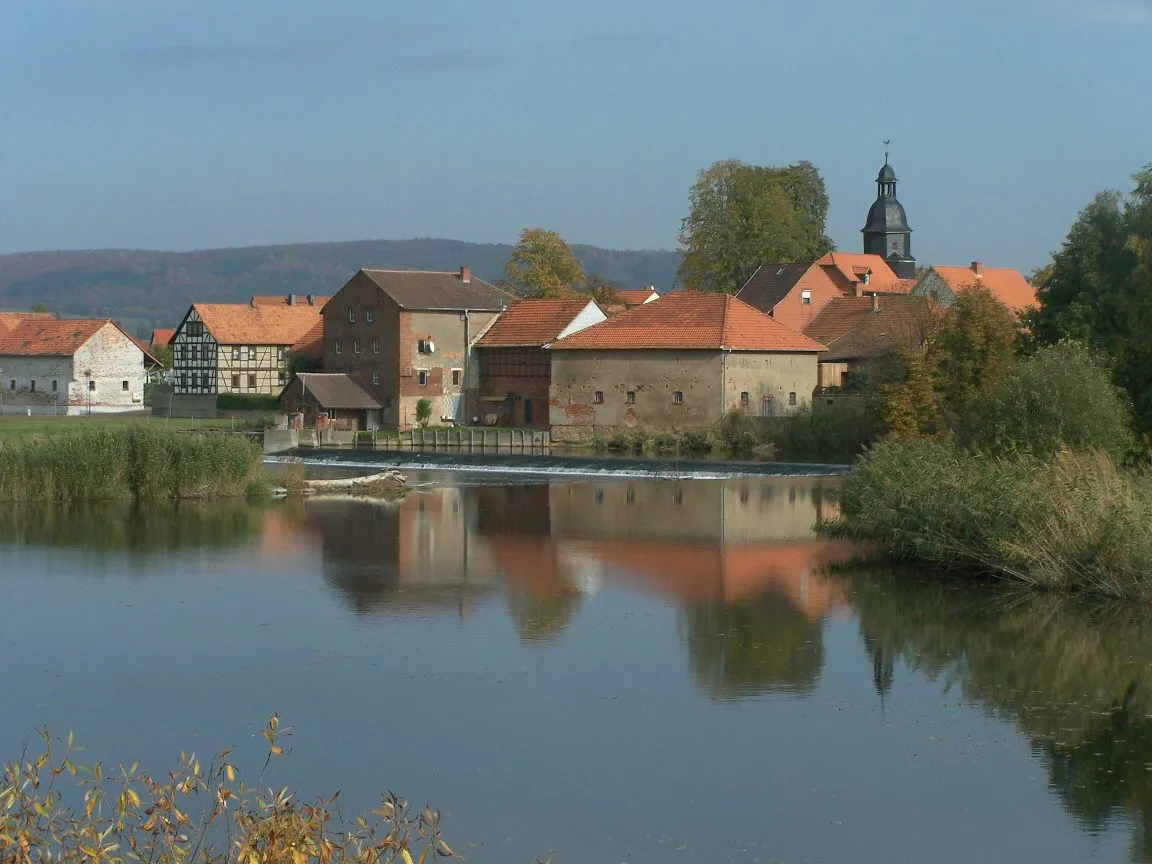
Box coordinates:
[0,414,265,440]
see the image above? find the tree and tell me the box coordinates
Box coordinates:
[415,398,432,427]
[928,285,1017,418]
[1028,168,1152,431]
[677,160,833,293]
[504,228,587,299]
[32,303,51,314]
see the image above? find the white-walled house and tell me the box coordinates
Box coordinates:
[0,318,147,414]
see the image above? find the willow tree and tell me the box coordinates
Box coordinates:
[677,160,833,293]
[504,228,587,299]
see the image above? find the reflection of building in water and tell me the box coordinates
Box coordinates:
[300,488,500,615]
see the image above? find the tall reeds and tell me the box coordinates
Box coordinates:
[0,427,265,502]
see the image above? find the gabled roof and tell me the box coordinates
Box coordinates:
[805,296,938,362]
[291,319,325,360]
[476,298,603,348]
[251,295,330,308]
[0,318,132,357]
[129,335,164,368]
[736,263,811,313]
[818,252,909,293]
[192,303,324,346]
[549,293,825,352]
[928,264,1038,314]
[150,328,176,348]
[616,288,660,306]
[0,312,56,335]
[290,373,382,410]
[354,268,514,311]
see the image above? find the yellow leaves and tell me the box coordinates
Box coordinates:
[504,228,587,299]
[225,764,237,783]
[400,848,415,864]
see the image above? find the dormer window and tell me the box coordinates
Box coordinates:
[801,290,812,305]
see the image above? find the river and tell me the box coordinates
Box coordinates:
[1,473,1148,862]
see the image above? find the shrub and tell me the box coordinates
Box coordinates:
[956,341,1137,462]
[828,438,1152,598]
[217,393,279,411]
[415,398,433,427]
[763,400,878,463]
[0,717,455,864]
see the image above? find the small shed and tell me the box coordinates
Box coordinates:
[278,373,383,431]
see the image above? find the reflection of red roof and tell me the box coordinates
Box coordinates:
[477,299,600,347]
[486,536,577,596]
[550,293,826,352]
[0,318,123,356]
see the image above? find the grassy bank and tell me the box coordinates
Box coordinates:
[0,414,268,441]
[825,440,1152,598]
[0,426,266,502]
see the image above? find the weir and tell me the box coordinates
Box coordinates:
[267,448,851,480]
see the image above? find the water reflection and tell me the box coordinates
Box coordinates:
[843,570,1152,862]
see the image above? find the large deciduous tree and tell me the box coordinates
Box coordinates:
[504,228,587,299]
[1029,168,1152,430]
[677,160,834,294]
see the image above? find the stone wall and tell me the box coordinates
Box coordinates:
[73,323,147,411]
[721,352,819,415]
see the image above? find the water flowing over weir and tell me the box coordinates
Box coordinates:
[266,449,851,480]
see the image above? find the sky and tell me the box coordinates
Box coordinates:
[1,0,1150,274]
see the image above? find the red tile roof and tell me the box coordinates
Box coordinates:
[291,319,325,360]
[476,298,600,348]
[616,288,659,306]
[150,328,176,348]
[193,303,325,346]
[0,319,128,357]
[804,296,939,362]
[250,295,330,308]
[930,264,1038,314]
[549,293,826,352]
[0,312,56,336]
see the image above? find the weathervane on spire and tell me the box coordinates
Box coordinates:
[883,139,890,164]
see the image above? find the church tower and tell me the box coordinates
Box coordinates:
[862,149,916,278]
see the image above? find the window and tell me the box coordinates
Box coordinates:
[335,339,343,355]
[625,391,635,404]
[121,380,129,392]
[180,374,187,388]
[593,391,604,404]
[51,380,58,392]
[30,381,36,393]
[626,487,635,505]
[789,391,797,406]
[187,321,204,338]
[801,290,812,305]
[278,347,286,362]
[88,380,96,392]
[353,339,361,354]
[595,489,604,504]
[740,391,749,405]
[278,371,286,384]
[347,307,356,324]
[248,374,257,388]
[372,370,380,385]
[372,339,380,354]
[672,390,684,405]
[232,374,240,389]
[365,307,375,323]
[674,487,683,506]
[417,370,428,387]
[328,409,338,420]
[740,487,750,505]
[418,339,433,354]
[232,346,241,361]
[451,368,462,386]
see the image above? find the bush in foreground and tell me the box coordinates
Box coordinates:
[0,427,265,502]
[0,717,455,864]
[827,439,1152,598]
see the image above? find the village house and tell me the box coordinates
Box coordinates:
[277,372,383,431]
[803,294,939,392]
[323,267,514,429]
[598,286,661,316]
[0,318,147,414]
[547,293,825,443]
[149,328,176,351]
[169,294,327,410]
[912,261,1038,316]
[474,297,606,428]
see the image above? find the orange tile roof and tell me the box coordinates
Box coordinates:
[930,264,1038,314]
[193,302,325,346]
[0,312,55,335]
[805,296,939,362]
[549,292,826,352]
[616,288,659,306]
[150,328,176,348]
[250,295,330,308]
[0,318,126,356]
[476,298,599,348]
[291,319,325,360]
[819,252,909,294]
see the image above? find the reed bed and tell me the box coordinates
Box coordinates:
[0,427,266,502]
[825,440,1152,599]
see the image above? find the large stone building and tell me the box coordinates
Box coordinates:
[547,293,825,441]
[169,294,327,402]
[474,297,606,428]
[323,267,514,429]
[0,318,147,414]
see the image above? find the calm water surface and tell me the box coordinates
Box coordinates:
[1,474,1149,863]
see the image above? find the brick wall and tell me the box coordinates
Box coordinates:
[324,273,401,424]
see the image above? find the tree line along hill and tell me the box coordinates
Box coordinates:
[0,238,680,332]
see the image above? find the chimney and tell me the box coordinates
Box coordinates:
[307,293,316,305]
[288,293,297,306]
[872,293,880,313]
[971,261,983,277]
[460,266,472,284]
[863,269,872,285]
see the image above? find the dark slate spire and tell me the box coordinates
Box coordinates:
[862,144,916,279]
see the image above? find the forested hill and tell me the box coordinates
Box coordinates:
[0,238,680,328]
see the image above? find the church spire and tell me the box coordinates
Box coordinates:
[862,143,915,278]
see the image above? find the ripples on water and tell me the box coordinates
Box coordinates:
[0,474,1148,862]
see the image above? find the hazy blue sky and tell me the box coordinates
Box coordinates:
[2,0,1149,273]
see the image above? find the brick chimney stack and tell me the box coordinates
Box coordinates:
[460,266,472,284]
[872,293,880,313]
[288,293,297,306]
[971,261,983,277]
